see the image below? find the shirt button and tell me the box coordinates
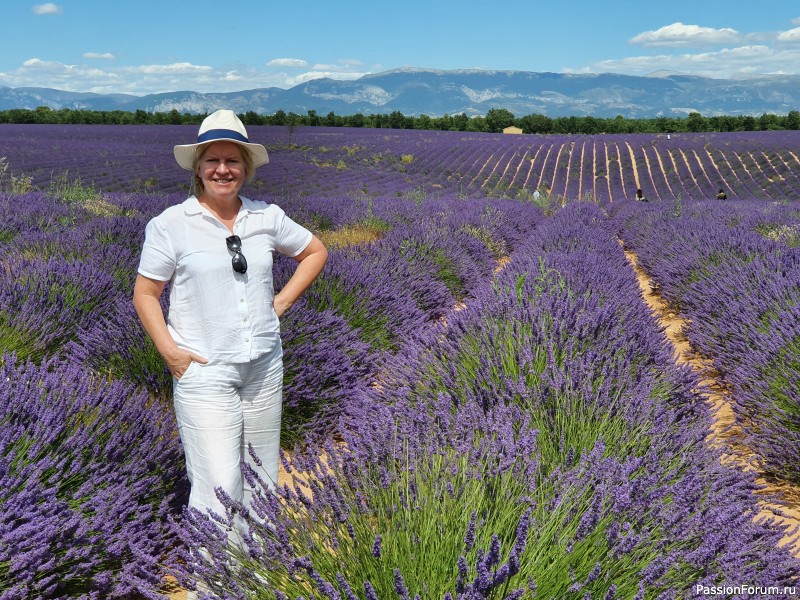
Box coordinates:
[240,298,245,303]
[243,318,248,323]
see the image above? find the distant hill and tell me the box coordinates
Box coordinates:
[2,68,800,118]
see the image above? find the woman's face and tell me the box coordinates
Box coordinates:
[196,141,246,201]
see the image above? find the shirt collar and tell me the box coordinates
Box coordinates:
[183,195,257,218]
[238,196,259,213]
[183,195,204,216]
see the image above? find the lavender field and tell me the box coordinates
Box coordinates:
[2,125,800,202]
[1,124,800,599]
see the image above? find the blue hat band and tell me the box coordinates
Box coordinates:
[197,128,249,144]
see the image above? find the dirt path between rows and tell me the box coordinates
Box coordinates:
[623,247,800,557]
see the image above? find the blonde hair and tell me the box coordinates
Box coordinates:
[190,141,255,196]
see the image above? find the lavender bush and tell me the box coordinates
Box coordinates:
[0,353,186,598]
[271,195,537,442]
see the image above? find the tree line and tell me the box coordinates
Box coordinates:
[2,105,800,134]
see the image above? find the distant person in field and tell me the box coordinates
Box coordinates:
[132,110,327,565]
[635,188,648,202]
[716,188,728,200]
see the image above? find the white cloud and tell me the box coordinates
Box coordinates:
[0,54,373,95]
[311,60,365,72]
[32,3,62,15]
[6,58,120,93]
[630,22,741,48]
[131,62,213,74]
[585,44,800,79]
[777,27,800,43]
[267,58,308,68]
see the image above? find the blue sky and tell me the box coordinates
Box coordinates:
[3,0,800,95]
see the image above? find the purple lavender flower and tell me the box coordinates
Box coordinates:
[371,534,382,559]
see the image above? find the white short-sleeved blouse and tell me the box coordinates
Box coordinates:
[137,195,312,362]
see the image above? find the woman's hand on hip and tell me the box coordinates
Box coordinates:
[273,296,290,318]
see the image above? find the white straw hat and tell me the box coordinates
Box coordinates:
[173,109,269,170]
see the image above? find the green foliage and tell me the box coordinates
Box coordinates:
[48,171,103,205]
[485,108,516,133]
[763,336,800,434]
[460,224,508,260]
[400,239,465,301]
[0,315,39,362]
[5,107,800,134]
[103,340,173,402]
[403,185,427,207]
[755,222,800,247]
[304,275,396,353]
[233,441,532,598]
[0,157,33,194]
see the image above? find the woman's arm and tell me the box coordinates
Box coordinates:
[273,235,328,318]
[133,274,207,378]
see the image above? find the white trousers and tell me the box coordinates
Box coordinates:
[173,342,283,525]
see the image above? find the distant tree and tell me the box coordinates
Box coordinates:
[579,116,603,134]
[414,114,433,130]
[787,110,800,130]
[371,114,387,128]
[242,111,262,126]
[518,113,552,134]
[167,109,183,125]
[34,106,52,123]
[270,109,287,126]
[323,111,340,127]
[552,116,579,134]
[759,112,781,131]
[485,108,515,132]
[388,110,406,129]
[436,114,453,131]
[346,113,365,127]
[604,115,627,134]
[467,116,487,132]
[686,112,706,132]
[452,113,469,131]
[740,115,756,131]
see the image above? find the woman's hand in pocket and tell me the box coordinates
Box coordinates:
[163,347,209,379]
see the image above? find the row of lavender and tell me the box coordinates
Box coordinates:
[2,125,800,202]
[176,202,800,599]
[612,200,800,486]
[0,188,539,597]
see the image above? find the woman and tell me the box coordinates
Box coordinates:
[133,109,327,532]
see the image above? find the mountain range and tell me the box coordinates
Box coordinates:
[3,68,800,118]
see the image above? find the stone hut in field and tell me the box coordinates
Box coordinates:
[503,126,523,134]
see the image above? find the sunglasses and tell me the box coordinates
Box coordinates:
[225,235,248,274]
